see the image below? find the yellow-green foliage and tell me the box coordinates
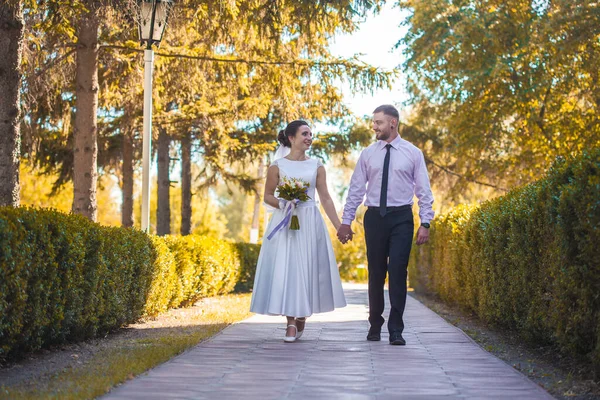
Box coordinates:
[0,206,261,361]
[327,206,369,282]
[162,235,241,306]
[143,236,180,317]
[408,149,600,372]
[233,242,262,292]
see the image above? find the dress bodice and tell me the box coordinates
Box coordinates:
[272,158,323,206]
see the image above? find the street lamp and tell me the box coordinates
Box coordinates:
[137,0,173,232]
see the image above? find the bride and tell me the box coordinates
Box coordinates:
[250,120,347,342]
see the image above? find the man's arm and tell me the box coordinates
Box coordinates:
[414,150,434,245]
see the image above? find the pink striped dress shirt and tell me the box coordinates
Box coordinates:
[341,136,435,225]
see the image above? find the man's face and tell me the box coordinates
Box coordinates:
[372,112,397,141]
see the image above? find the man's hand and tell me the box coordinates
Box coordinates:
[337,224,354,244]
[416,226,430,245]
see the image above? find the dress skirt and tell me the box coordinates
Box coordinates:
[250,202,347,317]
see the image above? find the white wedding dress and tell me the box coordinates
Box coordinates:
[250,157,347,317]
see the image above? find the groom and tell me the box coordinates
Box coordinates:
[337,104,434,345]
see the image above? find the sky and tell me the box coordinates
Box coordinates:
[328,2,411,118]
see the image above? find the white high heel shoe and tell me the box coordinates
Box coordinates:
[283,325,298,343]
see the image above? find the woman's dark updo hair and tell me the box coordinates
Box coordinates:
[277,120,309,148]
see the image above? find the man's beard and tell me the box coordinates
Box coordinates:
[376,130,391,141]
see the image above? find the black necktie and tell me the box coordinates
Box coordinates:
[380,144,392,217]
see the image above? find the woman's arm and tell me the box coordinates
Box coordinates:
[316,166,342,231]
[263,165,281,209]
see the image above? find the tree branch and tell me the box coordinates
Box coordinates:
[424,156,509,192]
[98,44,385,68]
[34,48,77,78]
[536,83,552,139]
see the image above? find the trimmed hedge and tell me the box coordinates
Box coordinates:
[143,236,180,316]
[233,242,262,293]
[0,206,260,361]
[163,235,241,306]
[408,149,600,372]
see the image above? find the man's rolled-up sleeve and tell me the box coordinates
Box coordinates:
[414,150,435,224]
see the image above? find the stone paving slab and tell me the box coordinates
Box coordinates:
[103,284,554,399]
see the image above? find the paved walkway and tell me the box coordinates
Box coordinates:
[104,284,553,399]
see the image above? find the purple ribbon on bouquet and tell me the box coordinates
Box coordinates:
[267,199,299,240]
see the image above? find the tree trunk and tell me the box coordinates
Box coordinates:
[156,127,171,236]
[0,2,24,207]
[121,129,134,227]
[72,9,99,220]
[180,134,192,235]
[250,157,265,243]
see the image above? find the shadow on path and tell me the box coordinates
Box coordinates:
[103,283,554,400]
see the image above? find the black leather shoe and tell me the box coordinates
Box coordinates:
[389,333,406,345]
[366,328,381,341]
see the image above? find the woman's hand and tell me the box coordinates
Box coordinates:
[278,199,287,210]
[278,199,297,210]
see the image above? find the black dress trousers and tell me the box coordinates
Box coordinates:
[363,206,414,335]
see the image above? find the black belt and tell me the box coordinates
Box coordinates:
[368,205,412,212]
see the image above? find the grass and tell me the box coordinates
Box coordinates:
[0,293,252,400]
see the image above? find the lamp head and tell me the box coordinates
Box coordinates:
[137,0,173,48]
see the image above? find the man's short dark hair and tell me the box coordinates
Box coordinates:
[373,104,399,121]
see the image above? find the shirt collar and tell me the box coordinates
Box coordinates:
[378,135,402,150]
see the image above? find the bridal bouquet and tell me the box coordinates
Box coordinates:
[277,177,311,230]
[267,178,311,240]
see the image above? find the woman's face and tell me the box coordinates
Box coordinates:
[290,125,313,151]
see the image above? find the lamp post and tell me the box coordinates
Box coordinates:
[137,0,172,232]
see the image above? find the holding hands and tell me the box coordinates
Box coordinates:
[336,224,354,244]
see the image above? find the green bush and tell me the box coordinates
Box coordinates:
[143,236,180,317]
[164,235,241,305]
[0,207,154,359]
[232,242,261,292]
[0,206,260,361]
[408,149,600,372]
